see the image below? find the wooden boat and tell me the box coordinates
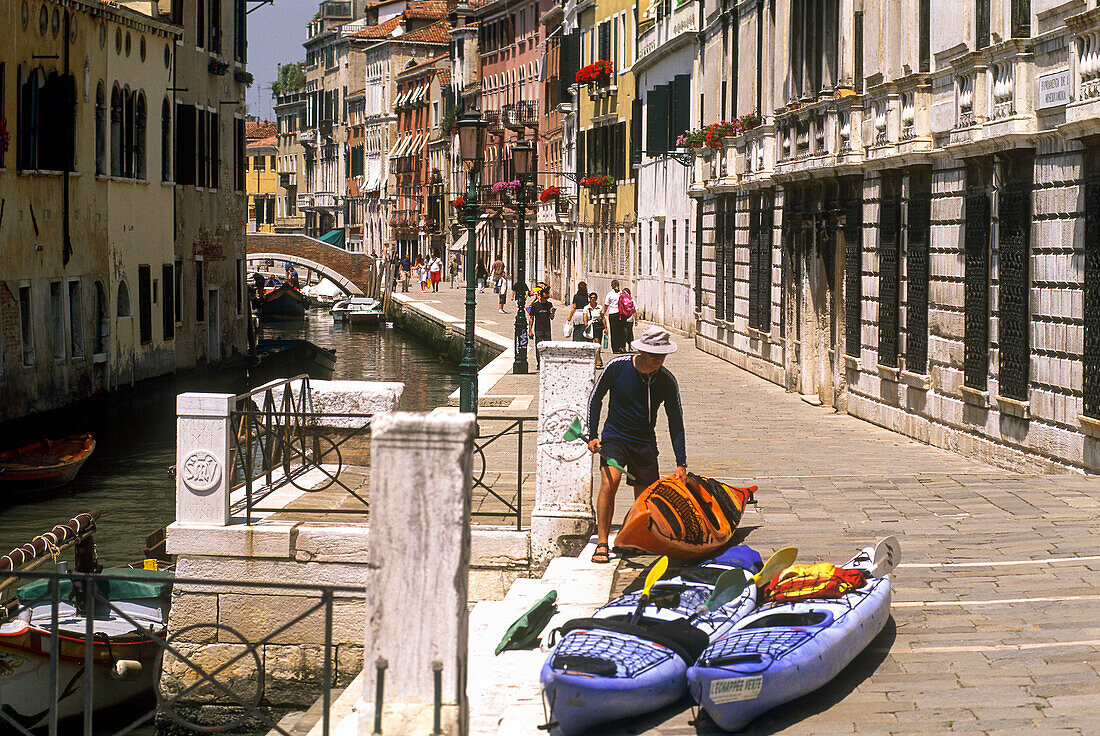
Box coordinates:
[257,281,307,321]
[0,434,96,496]
[0,512,172,732]
[251,339,337,383]
[615,474,756,560]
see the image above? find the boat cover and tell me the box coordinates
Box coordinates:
[17,568,173,604]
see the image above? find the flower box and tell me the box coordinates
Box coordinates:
[576,60,613,85]
[208,58,229,76]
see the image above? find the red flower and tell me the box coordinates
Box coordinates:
[576,60,614,85]
[539,186,560,202]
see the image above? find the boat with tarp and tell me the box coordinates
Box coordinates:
[0,511,172,731]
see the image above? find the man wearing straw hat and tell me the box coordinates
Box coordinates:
[586,326,687,564]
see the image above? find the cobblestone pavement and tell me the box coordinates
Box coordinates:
[410,285,1100,735]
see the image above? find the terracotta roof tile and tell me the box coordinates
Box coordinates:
[247,135,278,149]
[403,0,448,19]
[399,18,450,43]
[245,120,277,140]
[351,15,402,38]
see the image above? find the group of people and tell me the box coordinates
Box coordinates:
[565,280,636,369]
[395,252,466,293]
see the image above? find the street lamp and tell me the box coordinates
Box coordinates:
[456,111,488,414]
[510,139,534,374]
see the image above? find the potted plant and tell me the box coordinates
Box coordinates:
[452,195,465,209]
[676,129,705,149]
[234,69,254,86]
[208,58,229,76]
[739,111,762,130]
[539,186,560,203]
[576,60,614,86]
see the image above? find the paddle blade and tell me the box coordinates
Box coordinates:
[753,546,798,588]
[629,556,670,625]
[605,457,636,483]
[562,417,585,442]
[701,569,749,612]
[871,536,901,578]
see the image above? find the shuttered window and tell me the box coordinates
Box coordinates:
[906,170,931,375]
[598,21,611,61]
[646,85,669,154]
[878,177,902,368]
[162,264,175,341]
[175,102,196,186]
[844,184,863,357]
[671,74,691,150]
[964,161,992,390]
[998,156,1033,401]
[631,97,643,167]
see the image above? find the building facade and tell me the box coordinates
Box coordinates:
[274,90,307,233]
[246,132,278,232]
[695,0,1100,473]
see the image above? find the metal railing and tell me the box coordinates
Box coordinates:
[229,376,373,525]
[470,416,533,531]
[0,568,362,736]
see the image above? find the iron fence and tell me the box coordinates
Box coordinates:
[0,569,371,736]
[470,416,533,531]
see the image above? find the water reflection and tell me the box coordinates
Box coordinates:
[0,309,458,565]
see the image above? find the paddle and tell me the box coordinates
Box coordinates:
[688,568,750,622]
[562,418,636,483]
[751,546,798,589]
[870,535,901,578]
[629,556,669,625]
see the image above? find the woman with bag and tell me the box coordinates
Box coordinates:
[497,271,509,314]
[618,287,636,350]
[583,292,606,369]
[566,281,590,341]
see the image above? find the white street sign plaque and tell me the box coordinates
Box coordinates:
[1037,70,1070,110]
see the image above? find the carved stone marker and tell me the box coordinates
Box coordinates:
[176,393,234,526]
[530,341,598,574]
[360,412,477,736]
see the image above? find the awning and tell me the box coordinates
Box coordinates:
[318,229,346,248]
[364,169,381,192]
[394,89,410,107]
[387,134,410,158]
[449,221,487,251]
[411,83,428,104]
[405,133,424,157]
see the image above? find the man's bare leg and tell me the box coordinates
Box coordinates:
[596,464,623,547]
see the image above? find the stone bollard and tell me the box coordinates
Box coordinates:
[359,412,477,736]
[530,341,599,574]
[175,393,235,526]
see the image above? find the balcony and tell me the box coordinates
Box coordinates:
[278,171,297,186]
[314,192,339,209]
[637,0,697,66]
[319,119,334,140]
[503,100,538,130]
[1067,8,1100,137]
[484,110,504,135]
[982,40,1035,140]
[297,193,314,210]
[299,130,318,147]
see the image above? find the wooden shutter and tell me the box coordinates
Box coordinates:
[560,32,578,99]
[1085,174,1100,418]
[631,97,643,166]
[671,74,691,150]
[598,21,611,61]
[646,85,669,154]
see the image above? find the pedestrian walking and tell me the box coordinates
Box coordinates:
[400,255,411,292]
[450,252,462,288]
[603,279,625,353]
[490,253,505,285]
[583,292,606,369]
[476,259,488,292]
[586,326,687,564]
[496,271,509,313]
[619,287,636,349]
[528,287,556,369]
[566,281,590,341]
[428,252,443,292]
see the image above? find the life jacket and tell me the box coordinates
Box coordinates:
[615,474,756,560]
[760,563,866,604]
[618,290,636,318]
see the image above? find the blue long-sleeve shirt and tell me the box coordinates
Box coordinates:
[587,355,687,466]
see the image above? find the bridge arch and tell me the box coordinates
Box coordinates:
[245,234,390,297]
[246,252,363,296]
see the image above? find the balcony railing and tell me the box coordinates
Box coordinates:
[299,129,317,146]
[297,193,314,210]
[503,100,538,130]
[484,110,503,134]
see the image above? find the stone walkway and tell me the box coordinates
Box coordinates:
[407,285,1100,735]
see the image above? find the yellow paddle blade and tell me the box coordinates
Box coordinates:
[643,556,670,597]
[752,546,798,588]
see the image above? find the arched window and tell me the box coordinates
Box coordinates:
[94,281,109,354]
[117,280,131,317]
[95,82,106,175]
[161,98,171,181]
[110,84,122,176]
[122,86,134,178]
[135,92,147,180]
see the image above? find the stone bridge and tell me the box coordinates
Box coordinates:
[246,233,388,296]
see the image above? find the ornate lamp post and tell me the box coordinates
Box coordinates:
[456,112,488,414]
[510,139,534,374]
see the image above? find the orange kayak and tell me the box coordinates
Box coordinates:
[615,474,756,560]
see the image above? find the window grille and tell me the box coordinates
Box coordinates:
[844,187,862,357]
[1085,176,1100,418]
[964,188,991,390]
[997,171,1032,401]
[724,199,736,321]
[906,174,931,374]
[878,184,901,367]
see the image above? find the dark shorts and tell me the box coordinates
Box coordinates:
[599,437,660,489]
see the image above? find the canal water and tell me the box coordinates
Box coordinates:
[0,309,460,566]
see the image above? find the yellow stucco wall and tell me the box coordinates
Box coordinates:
[247,149,278,233]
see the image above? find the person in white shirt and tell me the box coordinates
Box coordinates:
[428,254,443,292]
[603,279,624,353]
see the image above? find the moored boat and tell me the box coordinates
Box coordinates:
[540,546,763,736]
[0,434,96,499]
[0,512,172,732]
[686,542,896,732]
[331,297,385,325]
[257,280,307,321]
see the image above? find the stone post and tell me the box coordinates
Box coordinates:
[359,412,477,736]
[175,393,234,527]
[530,341,599,574]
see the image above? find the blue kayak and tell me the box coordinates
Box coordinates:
[540,546,762,736]
[687,546,892,732]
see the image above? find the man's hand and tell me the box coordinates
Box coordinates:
[674,465,688,484]
[587,438,602,454]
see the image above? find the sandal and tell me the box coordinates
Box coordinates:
[592,542,611,564]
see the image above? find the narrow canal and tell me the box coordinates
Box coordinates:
[0,310,460,566]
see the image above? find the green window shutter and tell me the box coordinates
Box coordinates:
[672,74,691,150]
[647,85,669,154]
[560,32,579,100]
[631,97,643,166]
[578,126,586,174]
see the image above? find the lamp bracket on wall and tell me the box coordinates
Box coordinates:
[640,150,693,168]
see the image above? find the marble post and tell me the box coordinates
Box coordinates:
[359,412,477,736]
[175,393,234,527]
[530,341,599,574]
